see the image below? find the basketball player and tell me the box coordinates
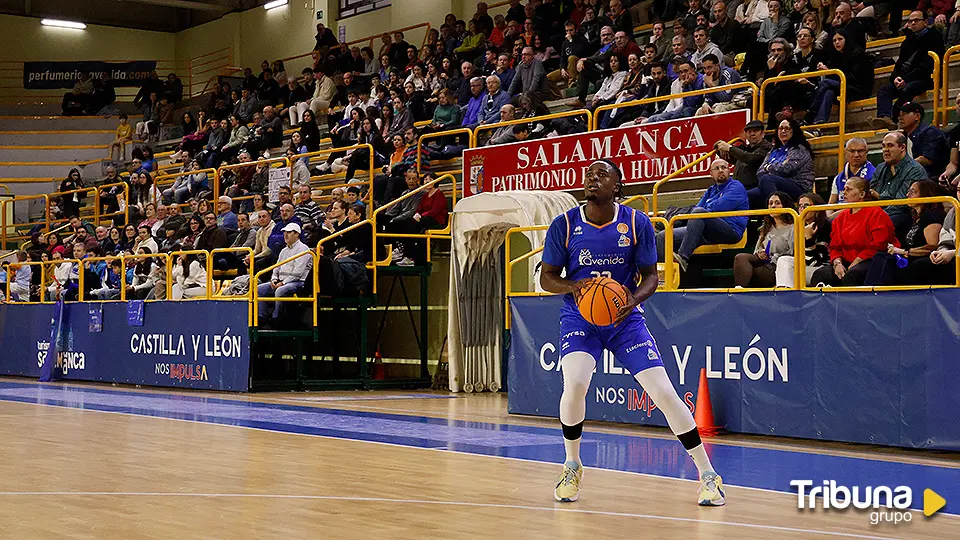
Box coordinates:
[540,159,724,506]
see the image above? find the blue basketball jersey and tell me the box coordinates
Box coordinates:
[542,203,657,310]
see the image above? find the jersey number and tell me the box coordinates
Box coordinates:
[590,271,612,279]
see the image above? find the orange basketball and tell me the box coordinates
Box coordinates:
[577,277,629,326]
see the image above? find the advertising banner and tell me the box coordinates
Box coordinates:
[23,60,158,89]
[463,109,749,196]
[0,301,250,391]
[508,290,960,450]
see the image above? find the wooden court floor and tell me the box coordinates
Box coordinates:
[0,379,956,539]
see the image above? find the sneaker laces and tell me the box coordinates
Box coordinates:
[557,465,580,487]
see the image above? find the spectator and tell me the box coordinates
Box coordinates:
[390,31,412,69]
[588,54,627,113]
[197,212,228,251]
[269,203,302,255]
[762,33,814,129]
[802,11,829,49]
[828,137,875,218]
[97,165,125,215]
[108,114,133,161]
[714,120,773,189]
[872,131,928,241]
[430,88,463,131]
[570,27,616,109]
[8,251,31,301]
[733,191,797,287]
[872,12,944,129]
[695,54,747,115]
[247,106,284,157]
[295,183,324,230]
[199,119,228,168]
[907,181,960,284]
[948,2,960,46]
[452,61,476,106]
[462,77,486,129]
[248,210,276,272]
[215,212,257,271]
[647,21,670,61]
[344,185,365,209]
[881,180,946,284]
[279,78,307,124]
[88,258,122,300]
[828,2,868,50]
[487,106,522,145]
[220,114,249,162]
[61,71,95,115]
[59,168,85,219]
[64,242,102,301]
[608,61,672,127]
[690,26,724,69]
[171,253,207,300]
[477,75,512,126]
[381,169,425,259]
[135,92,160,140]
[180,214,204,250]
[454,20,486,60]
[656,159,749,272]
[606,0,633,34]
[130,171,161,223]
[217,196,239,232]
[548,21,589,90]
[315,22,337,52]
[775,192,832,286]
[612,31,642,59]
[811,177,899,286]
[235,88,258,124]
[711,2,742,62]
[299,70,337,121]
[133,225,158,255]
[641,60,704,123]
[806,29,873,128]
[46,250,73,301]
[749,118,815,208]
[898,102,949,179]
[298,109,322,153]
[509,46,554,103]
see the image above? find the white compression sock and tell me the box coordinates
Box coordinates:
[559,352,597,465]
[635,366,715,477]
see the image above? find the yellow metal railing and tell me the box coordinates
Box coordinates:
[210,247,255,298]
[929,51,942,127]
[215,157,289,205]
[1,193,51,249]
[154,168,216,208]
[798,197,960,291]
[166,250,213,301]
[759,69,846,173]
[943,44,960,127]
[478,109,593,143]
[5,260,46,304]
[643,138,739,215]
[121,252,171,302]
[504,225,550,329]
[592,81,759,131]
[371,174,455,265]
[663,208,801,291]
[418,128,474,174]
[294,144,374,203]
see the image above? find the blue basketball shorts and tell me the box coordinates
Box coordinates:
[558,302,664,375]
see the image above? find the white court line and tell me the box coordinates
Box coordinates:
[7,399,960,520]
[0,491,899,539]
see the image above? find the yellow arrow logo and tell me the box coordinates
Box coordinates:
[924,489,946,517]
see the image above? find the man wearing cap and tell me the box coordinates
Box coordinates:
[714,120,772,190]
[217,195,239,233]
[257,222,311,324]
[897,102,948,179]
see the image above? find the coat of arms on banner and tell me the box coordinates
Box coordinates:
[469,154,484,195]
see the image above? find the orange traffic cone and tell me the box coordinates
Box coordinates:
[372,350,385,380]
[694,368,721,437]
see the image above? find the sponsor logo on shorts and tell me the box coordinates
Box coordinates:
[624,339,653,354]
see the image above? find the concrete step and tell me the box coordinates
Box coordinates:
[0,116,121,131]
[0,147,108,161]
[0,132,115,145]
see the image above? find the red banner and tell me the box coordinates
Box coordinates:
[462,109,750,196]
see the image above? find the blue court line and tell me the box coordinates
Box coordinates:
[0,380,957,516]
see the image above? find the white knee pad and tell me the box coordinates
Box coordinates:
[634,366,696,435]
[559,352,596,426]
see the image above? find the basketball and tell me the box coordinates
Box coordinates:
[577,277,629,326]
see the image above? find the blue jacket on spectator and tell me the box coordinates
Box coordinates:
[681,73,706,110]
[477,90,511,125]
[696,178,749,237]
[462,94,485,128]
[704,67,744,105]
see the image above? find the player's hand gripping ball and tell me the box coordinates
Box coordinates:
[576,277,629,326]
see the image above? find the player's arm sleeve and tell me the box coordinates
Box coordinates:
[542,216,568,268]
[634,212,658,268]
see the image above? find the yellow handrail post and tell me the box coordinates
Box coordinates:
[592,81,758,131]
[759,69,846,173]
[796,196,960,290]
[418,128,473,174]
[664,208,800,291]
[372,174,455,266]
[929,51,941,127]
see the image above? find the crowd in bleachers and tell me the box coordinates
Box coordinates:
[9,0,960,306]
